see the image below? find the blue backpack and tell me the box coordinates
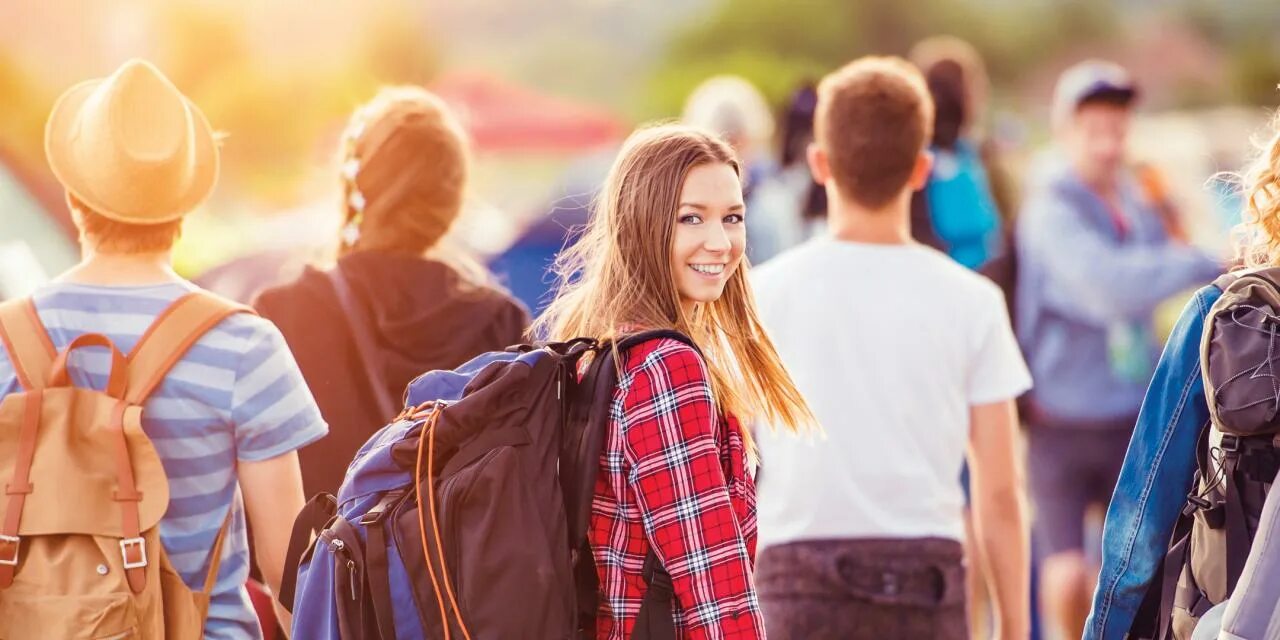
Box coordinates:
[280,331,692,639]
[923,140,1002,271]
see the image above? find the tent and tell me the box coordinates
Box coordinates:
[432,72,626,153]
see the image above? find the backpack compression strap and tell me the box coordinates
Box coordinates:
[0,298,57,391]
[125,291,253,405]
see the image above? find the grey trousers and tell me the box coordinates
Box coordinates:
[757,537,968,640]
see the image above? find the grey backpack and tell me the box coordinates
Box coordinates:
[1154,269,1280,640]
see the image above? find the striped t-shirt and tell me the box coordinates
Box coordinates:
[0,280,328,639]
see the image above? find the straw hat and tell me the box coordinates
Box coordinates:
[44,59,218,225]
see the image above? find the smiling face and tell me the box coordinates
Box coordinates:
[670,162,746,314]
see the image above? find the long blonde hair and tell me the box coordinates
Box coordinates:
[1235,110,1280,268]
[532,124,816,451]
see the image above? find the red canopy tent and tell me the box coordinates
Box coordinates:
[431,72,627,153]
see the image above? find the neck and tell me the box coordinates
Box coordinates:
[1071,162,1119,197]
[825,186,914,245]
[679,298,697,319]
[56,248,180,286]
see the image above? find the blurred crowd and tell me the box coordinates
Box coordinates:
[2,25,1279,640]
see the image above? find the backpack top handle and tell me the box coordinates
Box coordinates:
[46,333,129,399]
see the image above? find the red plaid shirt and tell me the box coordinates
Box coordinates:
[588,338,764,639]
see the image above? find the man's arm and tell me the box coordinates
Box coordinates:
[968,398,1030,639]
[239,451,307,635]
[1026,195,1220,326]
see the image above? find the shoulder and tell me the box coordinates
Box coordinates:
[1193,282,1226,318]
[252,265,328,318]
[618,336,710,396]
[621,336,705,375]
[905,249,1009,326]
[750,241,823,289]
[198,305,293,368]
[1019,161,1079,216]
[918,246,1004,296]
[614,337,718,446]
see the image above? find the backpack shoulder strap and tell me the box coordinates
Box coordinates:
[327,267,398,422]
[0,297,57,391]
[126,291,253,405]
[596,328,694,640]
[614,329,699,355]
[1212,267,1280,296]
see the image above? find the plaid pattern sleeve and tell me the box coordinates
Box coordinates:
[589,337,764,639]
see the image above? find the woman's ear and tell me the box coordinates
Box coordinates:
[908,150,934,191]
[806,142,830,185]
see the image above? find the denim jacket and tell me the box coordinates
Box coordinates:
[1086,284,1221,639]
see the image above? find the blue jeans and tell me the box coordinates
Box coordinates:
[1085,285,1221,639]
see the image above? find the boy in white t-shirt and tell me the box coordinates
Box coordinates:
[751,56,1033,639]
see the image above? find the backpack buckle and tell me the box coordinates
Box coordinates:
[0,534,18,566]
[119,537,147,569]
[1183,494,1212,516]
[1220,435,1242,453]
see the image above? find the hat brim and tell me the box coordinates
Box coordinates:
[44,78,219,225]
[1077,85,1137,109]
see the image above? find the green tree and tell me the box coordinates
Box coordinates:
[645,0,1119,119]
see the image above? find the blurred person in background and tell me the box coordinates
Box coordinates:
[0,59,325,637]
[910,35,1021,639]
[747,83,829,264]
[681,75,776,195]
[909,35,1015,270]
[254,87,528,498]
[681,75,783,264]
[1015,60,1222,640]
[1086,108,1280,640]
[753,56,1031,640]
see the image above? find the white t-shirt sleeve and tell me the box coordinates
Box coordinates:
[967,287,1033,405]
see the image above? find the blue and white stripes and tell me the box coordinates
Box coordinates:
[0,281,327,640]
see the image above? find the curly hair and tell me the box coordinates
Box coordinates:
[1234,111,1280,268]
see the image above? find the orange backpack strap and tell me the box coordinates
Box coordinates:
[201,507,235,597]
[125,291,253,405]
[0,390,43,588]
[0,298,57,391]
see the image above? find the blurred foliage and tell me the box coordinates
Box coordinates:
[149,3,440,204]
[641,0,1280,120]
[1183,0,1280,107]
[1,2,440,208]
[0,53,55,170]
[644,0,1119,118]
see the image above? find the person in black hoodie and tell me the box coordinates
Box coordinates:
[254,86,529,497]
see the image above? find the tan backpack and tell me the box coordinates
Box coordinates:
[0,291,249,639]
[1144,269,1280,640]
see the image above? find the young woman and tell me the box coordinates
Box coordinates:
[255,87,528,497]
[532,124,815,638]
[1086,112,1278,640]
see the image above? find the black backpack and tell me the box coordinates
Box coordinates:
[1133,269,1280,639]
[283,331,694,639]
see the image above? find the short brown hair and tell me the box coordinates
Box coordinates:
[815,56,934,208]
[69,194,182,253]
